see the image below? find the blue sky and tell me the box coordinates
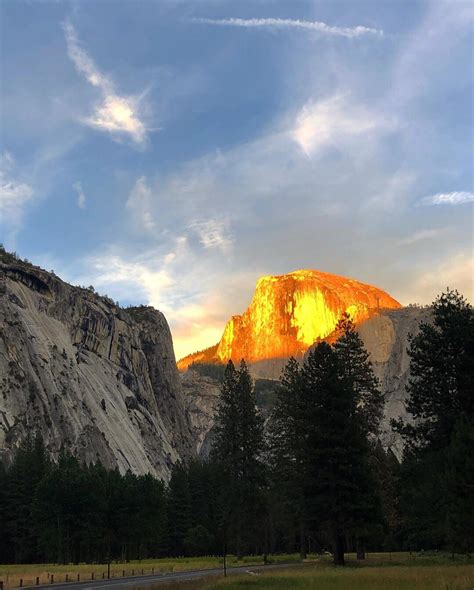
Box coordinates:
[1,0,473,358]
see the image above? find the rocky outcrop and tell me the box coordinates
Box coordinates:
[0,260,194,479]
[178,269,401,370]
[356,306,432,452]
[180,370,220,456]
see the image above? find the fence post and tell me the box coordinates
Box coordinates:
[51,575,54,584]
[77,575,80,582]
[122,571,125,578]
[65,575,68,583]
[19,580,23,588]
[91,573,94,581]
[132,570,134,576]
[36,578,39,586]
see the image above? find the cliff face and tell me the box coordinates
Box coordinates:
[179,269,401,369]
[356,306,432,451]
[0,261,194,479]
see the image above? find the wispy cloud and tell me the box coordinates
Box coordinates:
[126,176,156,232]
[73,181,86,209]
[291,94,393,156]
[188,218,233,252]
[398,228,443,246]
[420,191,474,206]
[192,17,383,39]
[0,152,34,229]
[63,21,148,146]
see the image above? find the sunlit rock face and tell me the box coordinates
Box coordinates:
[179,269,401,368]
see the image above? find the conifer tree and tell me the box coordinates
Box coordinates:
[301,342,380,566]
[333,314,385,557]
[166,462,191,556]
[268,357,308,559]
[393,289,474,551]
[393,289,473,451]
[211,360,266,558]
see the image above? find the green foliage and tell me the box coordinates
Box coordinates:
[393,289,474,553]
[211,360,267,557]
[393,289,473,452]
[190,362,227,382]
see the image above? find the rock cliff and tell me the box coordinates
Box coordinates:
[178,269,401,369]
[0,258,194,479]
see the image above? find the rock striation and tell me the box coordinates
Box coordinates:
[0,259,194,479]
[178,269,401,369]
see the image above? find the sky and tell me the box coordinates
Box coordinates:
[0,0,473,360]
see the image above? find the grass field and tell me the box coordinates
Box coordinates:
[0,554,296,589]
[155,554,474,590]
[1,553,473,590]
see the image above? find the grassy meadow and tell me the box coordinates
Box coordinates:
[2,553,473,590]
[0,553,296,589]
[154,553,474,590]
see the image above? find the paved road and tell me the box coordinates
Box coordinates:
[23,562,304,590]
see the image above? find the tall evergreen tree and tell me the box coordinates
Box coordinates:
[268,357,308,559]
[333,313,384,437]
[333,314,385,557]
[393,289,474,551]
[393,289,473,451]
[211,360,266,558]
[6,433,50,562]
[301,342,380,566]
[166,462,191,556]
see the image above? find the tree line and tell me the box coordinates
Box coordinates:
[0,290,472,565]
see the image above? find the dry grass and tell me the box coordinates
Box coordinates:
[155,554,474,590]
[2,554,473,590]
[0,554,294,589]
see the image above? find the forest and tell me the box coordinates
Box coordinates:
[0,290,472,566]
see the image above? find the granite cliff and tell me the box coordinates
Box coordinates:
[0,256,194,479]
[178,269,401,369]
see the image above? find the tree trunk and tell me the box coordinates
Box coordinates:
[356,538,366,560]
[299,521,307,561]
[333,532,345,566]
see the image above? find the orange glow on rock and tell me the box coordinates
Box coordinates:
[178,269,401,369]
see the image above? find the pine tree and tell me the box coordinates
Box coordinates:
[393,289,474,551]
[393,289,473,451]
[6,433,51,562]
[268,357,308,559]
[211,360,266,558]
[301,342,379,566]
[166,462,191,556]
[333,313,384,437]
[333,314,385,558]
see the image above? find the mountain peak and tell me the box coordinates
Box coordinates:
[178,269,401,369]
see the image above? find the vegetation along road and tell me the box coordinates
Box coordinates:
[21,563,305,590]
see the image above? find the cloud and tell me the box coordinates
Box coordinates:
[419,191,474,206]
[291,95,393,156]
[75,236,239,359]
[63,21,148,146]
[0,152,34,228]
[126,176,156,232]
[73,181,86,209]
[188,218,233,252]
[397,228,444,246]
[192,17,383,39]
